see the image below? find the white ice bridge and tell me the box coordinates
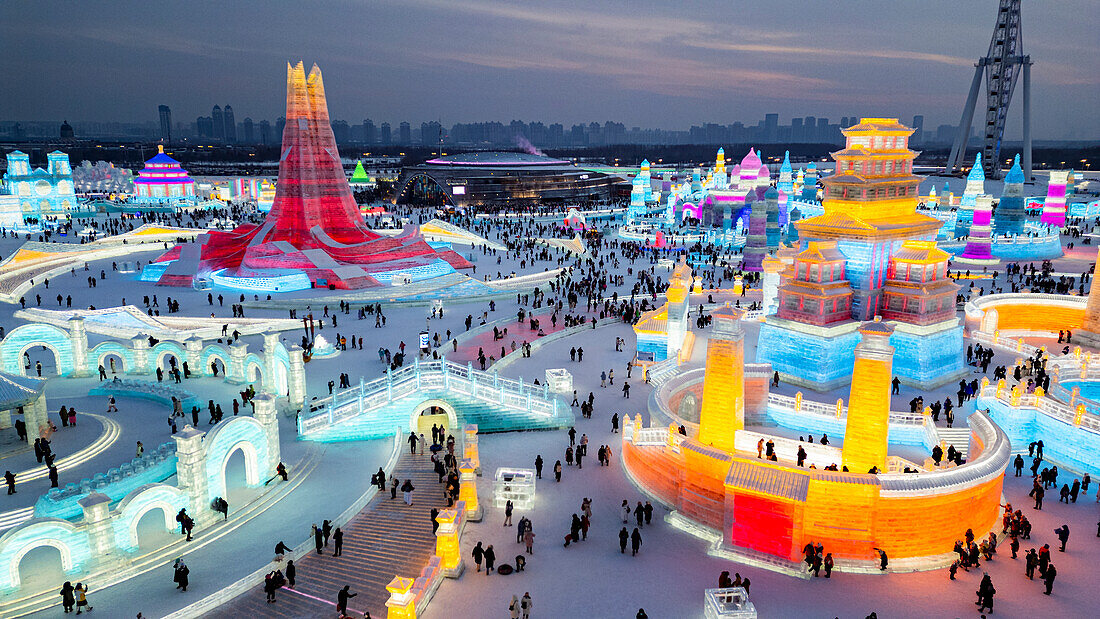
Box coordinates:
[297,357,573,441]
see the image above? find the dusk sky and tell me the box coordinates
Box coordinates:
[2,0,1097,139]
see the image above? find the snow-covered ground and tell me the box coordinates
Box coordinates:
[0,212,1098,618]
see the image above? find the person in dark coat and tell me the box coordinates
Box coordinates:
[630,528,642,556]
[619,527,629,553]
[1054,525,1070,551]
[60,581,75,613]
[274,541,291,560]
[173,559,189,591]
[484,544,496,574]
[285,559,296,588]
[1043,563,1057,595]
[313,524,324,554]
[332,528,343,556]
[5,470,16,494]
[976,573,996,613]
[336,585,356,618]
[874,547,888,570]
[472,541,484,571]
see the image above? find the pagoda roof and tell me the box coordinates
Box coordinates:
[795,240,846,263]
[892,240,950,264]
[858,318,896,336]
[1005,155,1024,184]
[842,118,913,134]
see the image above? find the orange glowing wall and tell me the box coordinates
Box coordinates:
[627,438,1005,562]
[982,302,1084,333]
[680,447,732,529]
[621,441,683,509]
[801,476,879,559]
[871,477,1004,557]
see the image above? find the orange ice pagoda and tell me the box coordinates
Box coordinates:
[145,62,471,291]
[757,119,963,390]
[795,118,941,320]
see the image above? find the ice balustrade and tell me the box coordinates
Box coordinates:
[35,442,177,520]
[767,392,926,425]
[980,383,1100,433]
[877,410,1009,496]
[299,357,562,435]
[704,587,757,619]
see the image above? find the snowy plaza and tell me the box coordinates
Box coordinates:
[2,1,1100,618]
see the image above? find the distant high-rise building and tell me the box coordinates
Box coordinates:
[363,119,376,144]
[242,117,254,144]
[817,117,829,142]
[212,105,225,141]
[275,116,286,141]
[380,122,391,145]
[791,117,804,142]
[223,105,237,143]
[196,116,214,138]
[259,120,271,145]
[764,113,779,143]
[399,121,411,145]
[421,121,442,147]
[158,105,172,141]
[911,115,925,146]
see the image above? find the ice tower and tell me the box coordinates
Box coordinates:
[698,305,746,451]
[842,319,895,473]
[955,153,985,236]
[147,62,470,290]
[1041,171,1068,228]
[993,155,1026,236]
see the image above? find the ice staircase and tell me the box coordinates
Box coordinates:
[206,451,441,618]
[933,427,971,459]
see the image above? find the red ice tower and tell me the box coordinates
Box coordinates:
[154,62,470,289]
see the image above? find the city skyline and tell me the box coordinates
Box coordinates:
[0,1,1097,140]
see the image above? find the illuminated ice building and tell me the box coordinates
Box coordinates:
[132,146,196,206]
[145,62,471,291]
[757,119,960,390]
[621,308,1008,569]
[633,258,692,364]
[993,154,1026,236]
[3,150,77,219]
[954,153,985,237]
